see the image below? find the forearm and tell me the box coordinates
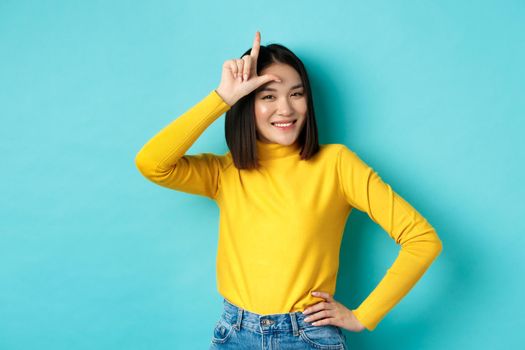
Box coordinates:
[135,90,230,177]
[352,230,443,331]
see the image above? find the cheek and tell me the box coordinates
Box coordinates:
[255,104,272,125]
[292,99,307,116]
[299,100,308,115]
[255,104,272,117]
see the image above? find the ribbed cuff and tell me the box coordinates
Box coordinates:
[352,308,378,332]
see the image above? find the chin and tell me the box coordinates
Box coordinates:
[272,136,299,146]
[258,128,301,145]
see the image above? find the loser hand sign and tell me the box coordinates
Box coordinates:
[216,31,282,106]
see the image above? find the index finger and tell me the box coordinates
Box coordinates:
[250,31,261,60]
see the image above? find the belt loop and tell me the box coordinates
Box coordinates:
[235,307,243,331]
[290,312,299,337]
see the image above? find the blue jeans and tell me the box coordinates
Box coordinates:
[209,298,348,349]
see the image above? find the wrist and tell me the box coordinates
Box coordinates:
[350,309,366,332]
[215,87,237,106]
[342,308,365,332]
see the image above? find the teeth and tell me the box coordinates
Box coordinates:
[272,121,295,127]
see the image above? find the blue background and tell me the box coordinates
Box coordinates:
[1,0,523,349]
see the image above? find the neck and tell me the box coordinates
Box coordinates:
[256,139,301,161]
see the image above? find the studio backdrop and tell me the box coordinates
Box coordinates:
[1,1,523,349]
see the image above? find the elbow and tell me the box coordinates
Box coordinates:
[430,238,443,264]
[402,229,443,266]
[427,231,444,264]
[134,151,175,185]
[435,236,443,256]
[134,151,156,179]
[134,152,146,174]
[431,229,443,256]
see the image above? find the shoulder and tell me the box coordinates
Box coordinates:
[318,143,358,160]
[317,143,370,171]
[307,144,353,170]
[217,151,235,171]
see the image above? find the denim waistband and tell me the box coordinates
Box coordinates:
[221,298,318,335]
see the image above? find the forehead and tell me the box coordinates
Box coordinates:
[257,63,304,92]
[260,62,301,80]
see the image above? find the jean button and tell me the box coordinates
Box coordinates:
[261,319,274,326]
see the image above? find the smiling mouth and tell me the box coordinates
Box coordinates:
[271,120,297,128]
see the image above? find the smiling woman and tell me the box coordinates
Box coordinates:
[220,36,320,169]
[134,31,443,350]
[253,63,307,145]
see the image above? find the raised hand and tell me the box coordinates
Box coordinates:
[216,31,282,106]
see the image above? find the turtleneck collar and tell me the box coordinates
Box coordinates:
[256,139,302,161]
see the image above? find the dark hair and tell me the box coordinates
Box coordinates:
[225,43,320,169]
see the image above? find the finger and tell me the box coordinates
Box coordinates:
[303,301,330,315]
[235,59,244,80]
[250,31,261,61]
[310,318,333,326]
[229,60,238,79]
[312,291,334,302]
[242,55,251,81]
[250,74,281,90]
[304,309,333,324]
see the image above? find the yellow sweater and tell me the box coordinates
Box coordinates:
[134,89,443,331]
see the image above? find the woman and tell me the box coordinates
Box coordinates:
[135,31,443,349]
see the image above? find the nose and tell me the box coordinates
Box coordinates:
[276,97,294,116]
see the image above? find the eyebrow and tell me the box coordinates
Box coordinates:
[257,83,304,93]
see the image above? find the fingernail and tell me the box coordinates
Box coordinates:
[244,74,248,81]
[312,291,318,295]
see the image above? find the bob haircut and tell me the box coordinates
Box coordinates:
[225,43,320,170]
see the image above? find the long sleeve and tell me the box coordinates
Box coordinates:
[337,145,443,331]
[134,90,231,199]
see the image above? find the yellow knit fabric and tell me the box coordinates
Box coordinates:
[135,89,443,331]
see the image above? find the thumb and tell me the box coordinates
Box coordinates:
[250,74,282,90]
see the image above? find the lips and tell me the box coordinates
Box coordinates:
[271,120,297,126]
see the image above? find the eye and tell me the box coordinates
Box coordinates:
[261,95,274,100]
[292,92,304,97]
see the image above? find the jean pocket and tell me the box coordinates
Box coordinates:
[211,317,235,344]
[299,325,345,350]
